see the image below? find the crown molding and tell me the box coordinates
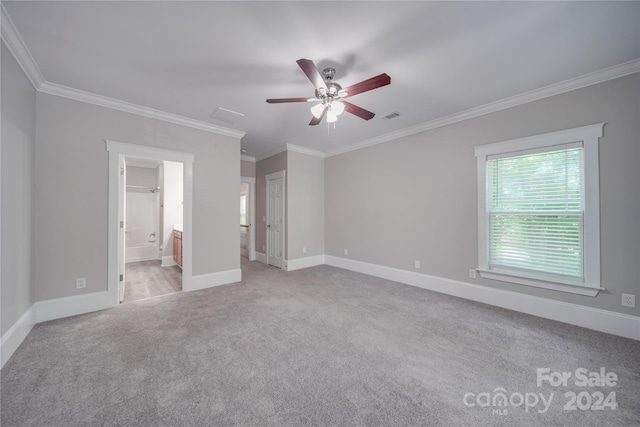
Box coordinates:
[39,81,246,139]
[285,144,326,158]
[255,145,287,162]
[2,4,244,139]
[326,58,640,158]
[1,3,45,89]
[241,154,256,163]
[255,143,326,162]
[3,0,637,153]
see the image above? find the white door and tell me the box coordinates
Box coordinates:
[266,171,285,268]
[118,156,127,302]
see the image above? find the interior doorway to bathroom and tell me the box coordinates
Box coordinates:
[240,177,256,261]
[122,157,183,302]
[107,140,194,306]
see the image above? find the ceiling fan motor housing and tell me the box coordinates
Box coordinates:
[315,68,343,102]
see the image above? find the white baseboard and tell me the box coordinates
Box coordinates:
[285,254,326,271]
[255,251,266,264]
[325,255,640,341]
[3,255,634,372]
[186,268,242,292]
[161,255,177,267]
[1,304,37,369]
[35,291,116,324]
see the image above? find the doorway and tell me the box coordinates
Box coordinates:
[123,158,183,302]
[106,140,195,306]
[240,176,256,261]
[265,170,285,268]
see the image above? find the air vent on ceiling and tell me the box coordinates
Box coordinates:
[210,107,244,125]
[383,112,400,120]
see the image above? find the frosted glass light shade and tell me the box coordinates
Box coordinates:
[310,103,325,119]
[331,101,345,116]
[327,110,338,123]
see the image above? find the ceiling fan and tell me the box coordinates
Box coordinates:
[266,59,391,126]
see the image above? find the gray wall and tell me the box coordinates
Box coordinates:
[255,150,325,263]
[287,151,324,259]
[255,151,287,256]
[241,159,256,178]
[1,42,36,334]
[35,92,240,300]
[326,73,640,316]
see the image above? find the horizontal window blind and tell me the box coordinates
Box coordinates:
[487,147,584,281]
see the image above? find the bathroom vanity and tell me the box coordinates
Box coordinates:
[173,225,183,268]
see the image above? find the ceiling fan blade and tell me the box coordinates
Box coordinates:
[343,101,376,120]
[266,97,310,103]
[309,106,328,126]
[297,58,328,91]
[341,73,391,98]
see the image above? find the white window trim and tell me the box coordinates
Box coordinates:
[474,123,605,297]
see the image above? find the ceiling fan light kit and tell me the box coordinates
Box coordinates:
[266,58,391,126]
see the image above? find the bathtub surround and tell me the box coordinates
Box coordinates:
[125,165,160,263]
[1,259,639,426]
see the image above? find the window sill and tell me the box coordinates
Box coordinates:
[477,270,603,297]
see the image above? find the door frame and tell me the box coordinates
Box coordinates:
[106,140,194,305]
[265,170,285,268]
[119,156,127,301]
[241,176,256,261]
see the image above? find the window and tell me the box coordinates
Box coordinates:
[474,124,604,296]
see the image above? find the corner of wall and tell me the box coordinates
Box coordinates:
[0,304,36,369]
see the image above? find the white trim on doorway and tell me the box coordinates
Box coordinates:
[241,176,256,261]
[105,140,195,303]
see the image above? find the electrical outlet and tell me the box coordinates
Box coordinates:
[344,249,348,256]
[622,294,635,308]
[303,246,307,254]
[469,269,477,279]
[76,277,87,289]
[415,260,421,269]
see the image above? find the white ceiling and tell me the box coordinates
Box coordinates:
[3,1,639,159]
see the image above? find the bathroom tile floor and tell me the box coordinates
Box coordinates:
[124,260,182,303]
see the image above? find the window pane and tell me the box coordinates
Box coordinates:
[487,147,584,281]
[488,214,583,279]
[488,148,583,212]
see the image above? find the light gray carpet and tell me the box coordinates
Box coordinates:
[1,259,639,426]
[124,260,182,303]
